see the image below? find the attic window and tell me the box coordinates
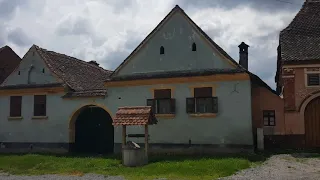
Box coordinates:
[160,46,165,55]
[42,68,45,73]
[18,71,20,75]
[192,43,197,51]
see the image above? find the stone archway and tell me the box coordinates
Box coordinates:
[69,104,114,154]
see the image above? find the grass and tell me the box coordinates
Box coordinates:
[0,153,266,180]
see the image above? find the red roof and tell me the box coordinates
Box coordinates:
[113,106,157,126]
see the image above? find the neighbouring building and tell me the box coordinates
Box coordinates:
[261,0,320,149]
[0,5,278,154]
[0,46,21,84]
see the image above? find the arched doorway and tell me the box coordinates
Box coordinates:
[70,105,114,154]
[304,97,320,148]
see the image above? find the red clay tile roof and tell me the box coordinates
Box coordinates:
[34,45,113,96]
[280,1,320,62]
[113,106,157,126]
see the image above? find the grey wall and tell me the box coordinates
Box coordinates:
[0,80,253,146]
[116,11,235,76]
[1,46,58,86]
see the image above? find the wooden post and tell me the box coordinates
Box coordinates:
[145,125,149,157]
[122,125,126,164]
[122,125,127,147]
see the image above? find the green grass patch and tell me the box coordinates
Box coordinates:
[0,153,266,180]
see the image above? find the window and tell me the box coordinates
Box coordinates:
[147,89,175,114]
[186,87,218,114]
[10,96,22,117]
[307,74,320,86]
[42,68,45,73]
[263,110,275,126]
[18,71,20,75]
[34,95,46,116]
[192,43,197,51]
[160,46,165,55]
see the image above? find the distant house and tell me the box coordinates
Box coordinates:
[262,0,320,149]
[0,46,21,84]
[0,5,276,154]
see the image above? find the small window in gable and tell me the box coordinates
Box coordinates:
[42,68,45,73]
[192,43,197,51]
[160,46,165,55]
[18,71,20,75]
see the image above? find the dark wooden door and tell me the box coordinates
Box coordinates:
[305,97,320,148]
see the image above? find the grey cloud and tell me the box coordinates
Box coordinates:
[56,16,93,36]
[7,27,31,47]
[0,0,26,19]
[179,0,303,12]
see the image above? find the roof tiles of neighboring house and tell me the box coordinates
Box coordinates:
[280,0,320,63]
[33,45,113,97]
[0,46,21,84]
[0,45,113,98]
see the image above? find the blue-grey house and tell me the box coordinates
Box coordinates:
[0,5,267,154]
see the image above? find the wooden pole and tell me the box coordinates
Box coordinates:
[122,125,126,164]
[145,125,149,157]
[122,125,127,147]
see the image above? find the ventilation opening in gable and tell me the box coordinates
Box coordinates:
[160,46,165,55]
[192,43,197,51]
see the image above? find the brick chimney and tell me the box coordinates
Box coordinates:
[238,42,249,70]
[88,60,99,66]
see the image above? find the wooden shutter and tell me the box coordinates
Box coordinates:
[154,89,171,99]
[10,96,22,117]
[34,95,46,116]
[147,99,156,113]
[186,98,195,113]
[212,97,218,113]
[194,87,212,98]
[170,98,176,113]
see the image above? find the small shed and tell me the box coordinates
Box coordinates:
[113,106,157,166]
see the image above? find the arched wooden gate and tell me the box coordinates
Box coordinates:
[305,97,320,148]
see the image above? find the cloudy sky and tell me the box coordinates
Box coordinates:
[0,0,304,89]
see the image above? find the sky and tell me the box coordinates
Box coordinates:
[0,0,304,89]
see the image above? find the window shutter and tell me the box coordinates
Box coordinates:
[147,99,156,113]
[170,98,176,114]
[212,97,218,113]
[10,96,22,117]
[186,98,195,113]
[154,89,171,99]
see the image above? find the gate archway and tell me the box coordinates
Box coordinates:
[69,104,114,154]
[304,97,320,148]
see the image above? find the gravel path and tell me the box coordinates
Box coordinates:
[221,154,320,180]
[1,154,320,180]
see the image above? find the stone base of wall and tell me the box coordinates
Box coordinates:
[264,135,305,150]
[0,142,254,155]
[0,142,69,154]
[115,143,254,155]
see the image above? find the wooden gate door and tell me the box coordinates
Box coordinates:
[305,97,320,148]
